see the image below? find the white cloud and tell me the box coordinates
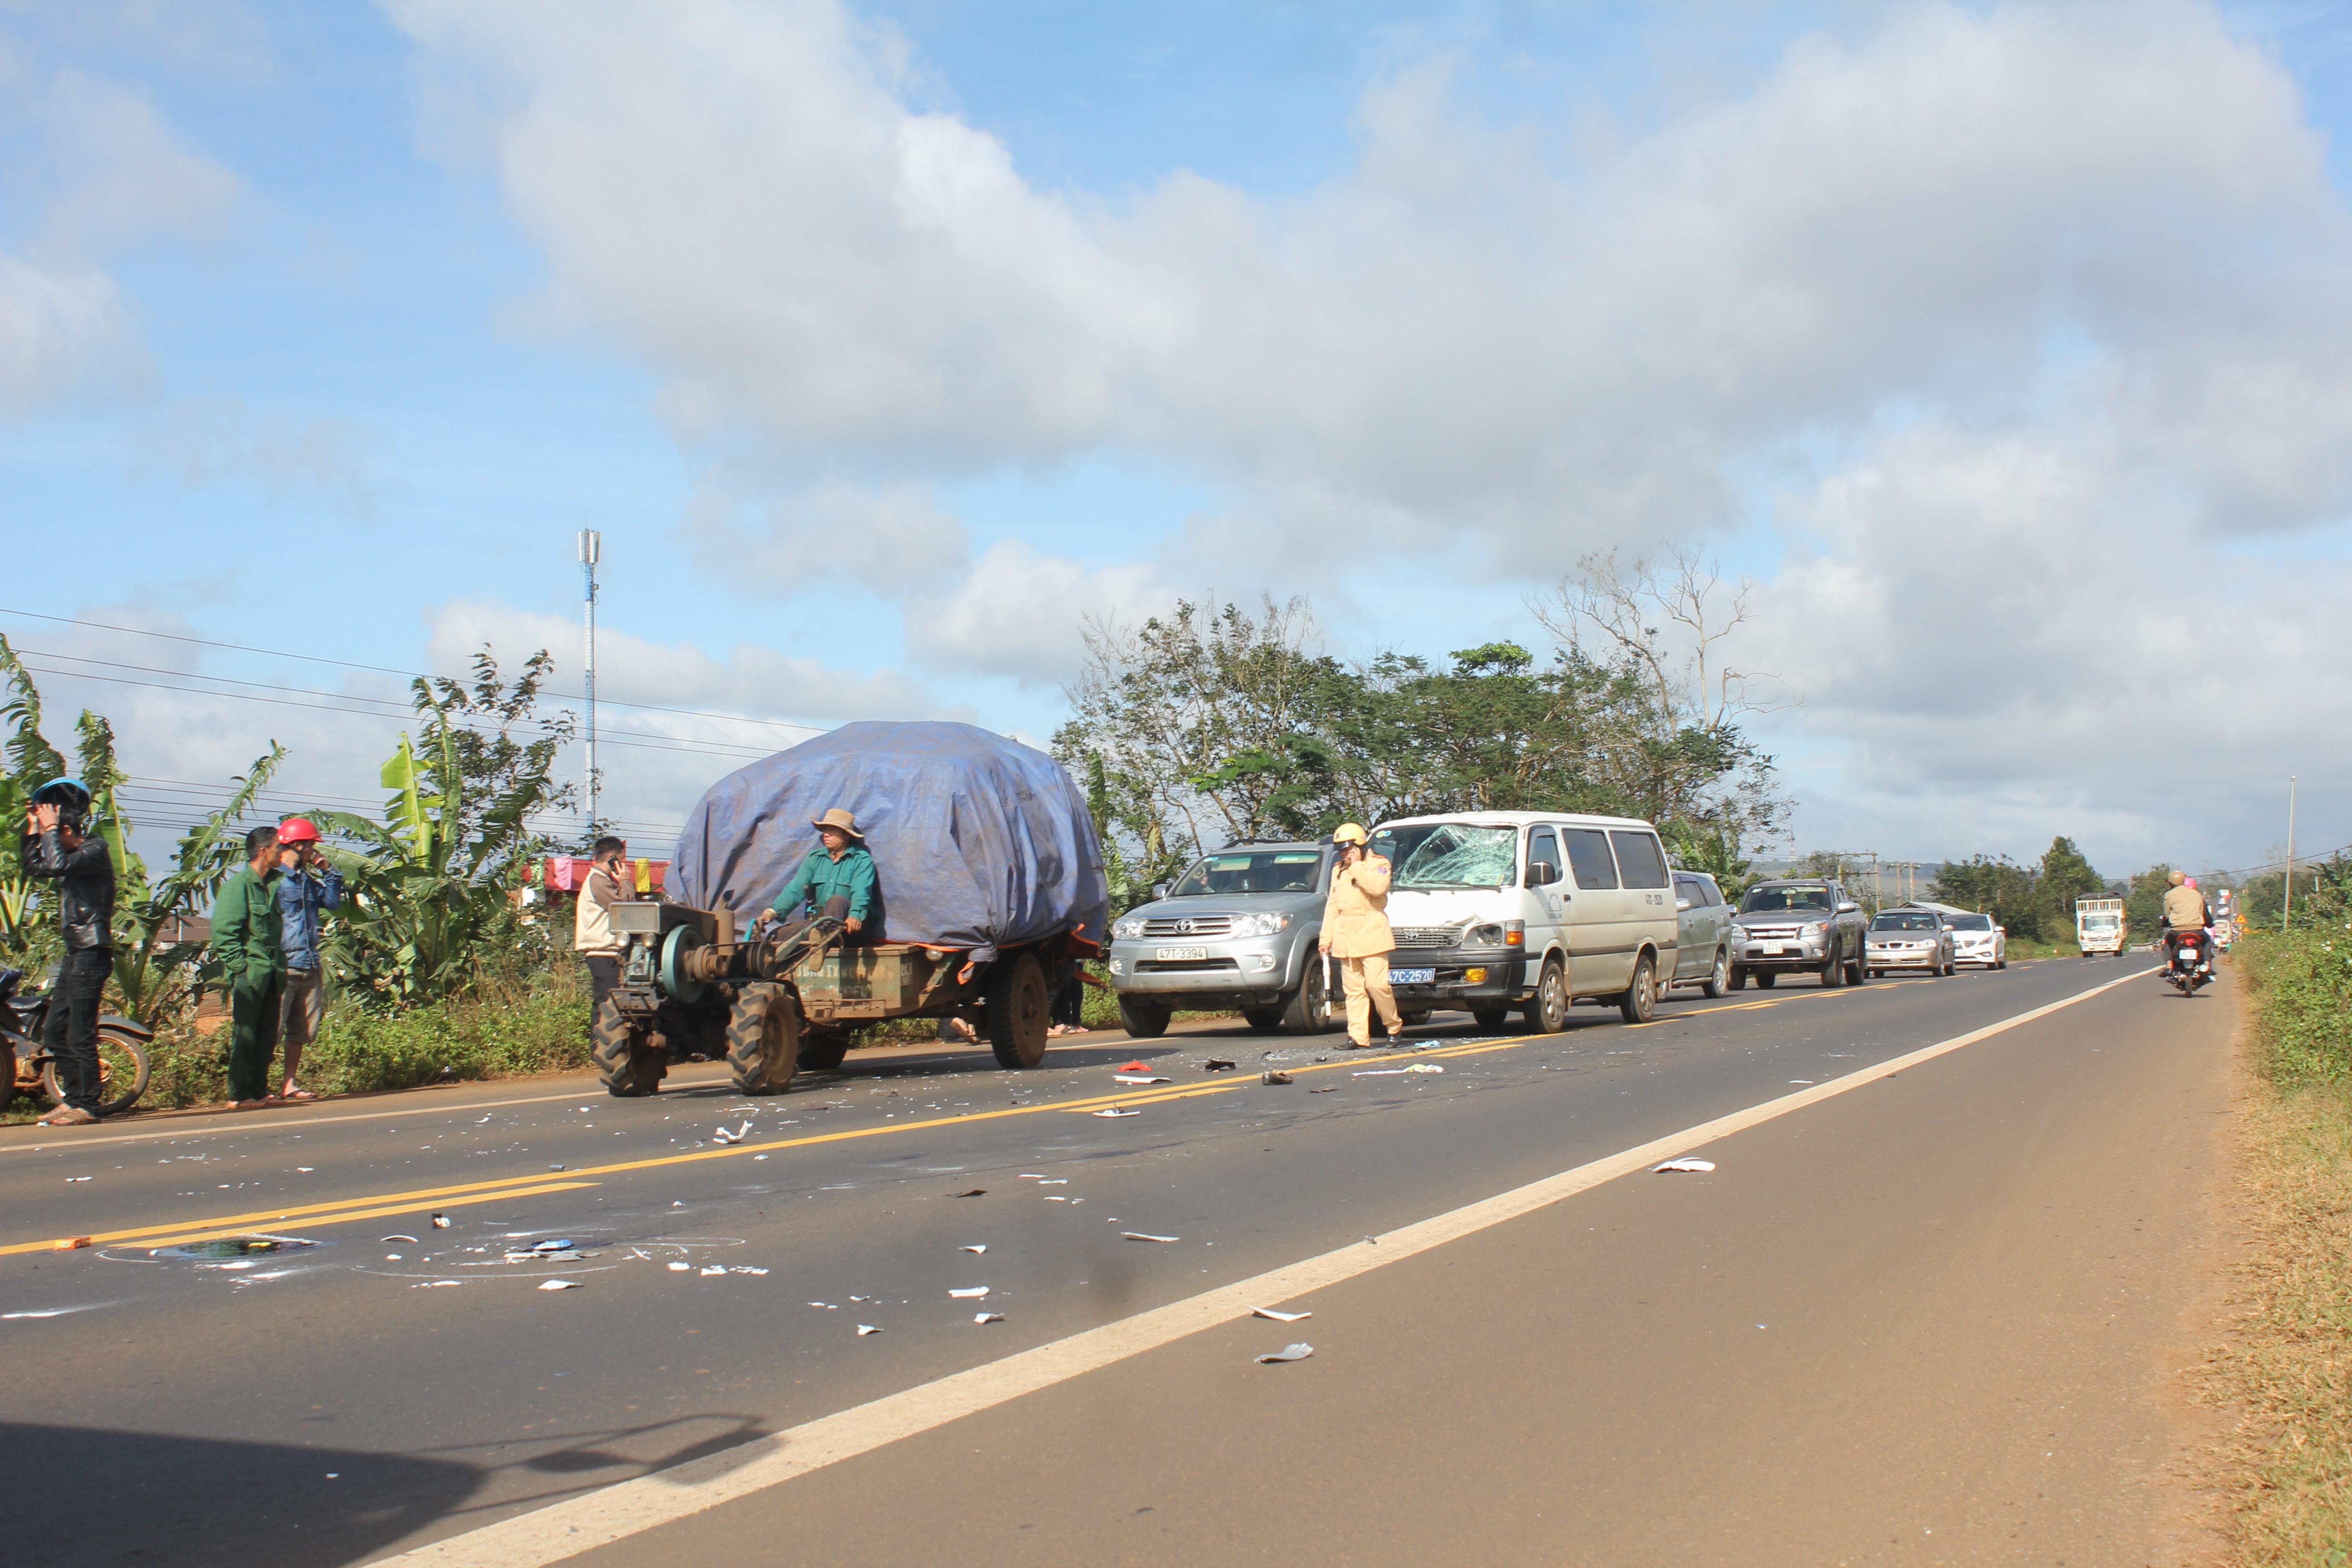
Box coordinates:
[684,478,969,594]
[134,395,382,517]
[900,539,1165,686]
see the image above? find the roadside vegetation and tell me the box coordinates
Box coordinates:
[2200,862,2352,1563]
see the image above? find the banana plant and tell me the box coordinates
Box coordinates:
[0,636,68,956]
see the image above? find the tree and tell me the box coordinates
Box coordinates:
[314,650,575,1006]
[1933,855,2044,938]
[2123,864,2175,938]
[2035,836,2103,934]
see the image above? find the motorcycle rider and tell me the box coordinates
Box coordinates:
[2159,870,2212,976]
[19,777,115,1127]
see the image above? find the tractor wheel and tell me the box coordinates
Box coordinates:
[593,999,664,1097]
[987,952,1051,1068]
[725,983,801,1096]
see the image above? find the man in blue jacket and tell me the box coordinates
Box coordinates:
[271,817,341,1101]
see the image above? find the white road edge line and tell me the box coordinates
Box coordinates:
[372,965,2158,1568]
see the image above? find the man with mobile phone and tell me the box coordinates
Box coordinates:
[272,818,342,1101]
[20,777,115,1126]
[575,836,634,1027]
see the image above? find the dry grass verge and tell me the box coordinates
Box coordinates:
[2199,932,2352,1563]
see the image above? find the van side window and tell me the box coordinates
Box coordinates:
[1610,831,1670,889]
[1526,826,1559,887]
[1561,828,1618,890]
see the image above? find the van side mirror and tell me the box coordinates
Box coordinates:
[1527,860,1559,887]
[1837,901,1859,914]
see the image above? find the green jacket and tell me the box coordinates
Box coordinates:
[769,845,877,925]
[213,865,286,985]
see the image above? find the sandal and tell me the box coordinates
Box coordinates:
[36,1105,98,1127]
[280,1087,318,1101]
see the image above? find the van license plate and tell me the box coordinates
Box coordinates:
[1390,968,1435,985]
[1155,946,1209,962]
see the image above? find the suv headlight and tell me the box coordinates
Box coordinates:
[1801,921,1827,938]
[1112,916,1146,941]
[1229,911,1290,938]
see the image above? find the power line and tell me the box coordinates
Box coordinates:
[0,605,833,735]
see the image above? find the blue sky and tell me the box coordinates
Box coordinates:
[5,0,2352,880]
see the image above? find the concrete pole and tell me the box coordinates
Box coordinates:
[2284,774,2297,931]
[579,529,601,832]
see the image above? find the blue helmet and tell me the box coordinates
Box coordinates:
[31,776,92,812]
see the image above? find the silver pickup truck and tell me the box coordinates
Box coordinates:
[1105,841,1338,1038]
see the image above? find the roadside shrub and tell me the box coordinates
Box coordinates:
[2240,928,2352,1087]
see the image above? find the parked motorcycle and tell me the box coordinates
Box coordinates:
[2160,929,2214,997]
[0,965,154,1116]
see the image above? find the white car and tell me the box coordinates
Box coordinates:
[1942,910,2008,969]
[1865,909,1954,977]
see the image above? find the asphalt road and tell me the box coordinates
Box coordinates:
[0,956,2231,1567]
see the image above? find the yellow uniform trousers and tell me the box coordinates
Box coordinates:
[1338,952,1401,1045]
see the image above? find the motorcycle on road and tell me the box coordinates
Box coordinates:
[0,965,154,1116]
[2160,928,2215,997]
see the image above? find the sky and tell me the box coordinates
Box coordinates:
[4,0,2351,884]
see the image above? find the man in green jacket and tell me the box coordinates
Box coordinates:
[212,824,286,1109]
[759,808,878,941]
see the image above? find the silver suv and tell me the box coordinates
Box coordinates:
[1731,878,1870,989]
[1106,841,1338,1038]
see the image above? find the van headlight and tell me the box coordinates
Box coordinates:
[1229,911,1289,938]
[1112,916,1146,940]
[1467,923,1506,947]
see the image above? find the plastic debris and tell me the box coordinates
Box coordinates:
[431,1214,451,1229]
[385,1254,404,1261]
[538,1279,583,1291]
[951,1189,987,1198]
[1122,1232,1179,1243]
[548,1164,566,1172]
[733,1266,769,1275]
[531,1239,575,1252]
[949,1286,990,1298]
[412,1280,460,1289]
[1405,1063,1445,1075]
[52,1237,92,1251]
[856,1324,881,1336]
[1254,1343,1314,1364]
[973,1312,1003,1324]
[64,1176,91,1183]
[1352,1068,1406,1076]
[959,1245,987,1254]
[667,1262,691,1272]
[697,1265,725,1277]
[1036,1178,1068,1186]
[1114,1074,1172,1085]
[383,1235,420,1244]
[508,1250,586,1263]
[1117,1060,1150,1073]
[1651,1158,1716,1173]
[1261,1070,1293,1085]
[1093,1108,1140,1118]
[1019,1173,1048,1179]
[1788,1079,1814,1085]
[754,1154,769,1161]
[1309,1086,1337,1094]
[1202,1059,1237,1072]
[1251,1307,1312,1322]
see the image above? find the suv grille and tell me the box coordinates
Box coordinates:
[1143,916,1232,939]
[1740,923,1807,941]
[1390,927,1457,950]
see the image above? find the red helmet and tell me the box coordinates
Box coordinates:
[277,817,321,845]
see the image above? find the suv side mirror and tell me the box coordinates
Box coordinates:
[1151,883,1171,900]
[1676,896,1692,911]
[1836,901,1859,914]
[1527,860,1560,887]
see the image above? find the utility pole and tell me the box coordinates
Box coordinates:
[579,529,601,833]
[2284,773,2297,931]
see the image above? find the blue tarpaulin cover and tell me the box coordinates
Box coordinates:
[666,721,1108,960]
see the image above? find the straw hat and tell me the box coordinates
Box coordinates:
[812,807,865,839]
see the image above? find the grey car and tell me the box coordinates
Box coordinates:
[1670,871,1734,996]
[1865,908,1956,977]
[1106,842,1338,1038]
[1731,878,1871,988]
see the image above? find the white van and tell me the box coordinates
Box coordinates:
[1368,810,1681,1029]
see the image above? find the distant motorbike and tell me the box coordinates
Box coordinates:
[2160,928,2214,997]
[0,966,153,1116]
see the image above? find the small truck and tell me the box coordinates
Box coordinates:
[592,720,1108,1098]
[2075,897,2127,957]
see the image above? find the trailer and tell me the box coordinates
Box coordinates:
[2075,897,2126,957]
[592,721,1108,1098]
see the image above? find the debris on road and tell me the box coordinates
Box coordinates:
[959,1245,987,1254]
[548,1164,566,1172]
[1114,1074,1172,1085]
[382,1235,420,1244]
[1254,1343,1314,1364]
[1261,1071,1294,1085]
[1035,1178,1067,1186]
[531,1239,576,1252]
[1405,1063,1445,1075]
[431,1214,451,1229]
[64,1176,90,1183]
[1202,1059,1237,1072]
[733,1267,769,1275]
[1094,1108,1140,1118]
[1309,1086,1337,1094]
[1651,1158,1716,1173]
[1352,1068,1406,1076]
[537,1279,583,1292]
[973,1312,1003,1324]
[667,1262,691,1272]
[949,1286,990,1298]
[1117,1060,1151,1073]
[1122,1232,1179,1243]
[412,1280,460,1289]
[856,1324,881,1336]
[1252,1307,1311,1322]
[700,1265,727,1276]
[950,1189,987,1198]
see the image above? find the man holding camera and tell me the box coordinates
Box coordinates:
[20,777,115,1126]
[1320,822,1403,1049]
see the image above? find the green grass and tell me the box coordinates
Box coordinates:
[2199,929,2352,1563]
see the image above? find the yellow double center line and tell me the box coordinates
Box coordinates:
[5,983,1886,1256]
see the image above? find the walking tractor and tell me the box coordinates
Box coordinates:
[591,720,1108,1098]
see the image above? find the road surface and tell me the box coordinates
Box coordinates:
[0,957,2230,1566]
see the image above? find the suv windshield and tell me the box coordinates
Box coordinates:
[1372,823,1519,889]
[1872,912,1940,932]
[1167,849,1325,897]
[1740,886,1833,915]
